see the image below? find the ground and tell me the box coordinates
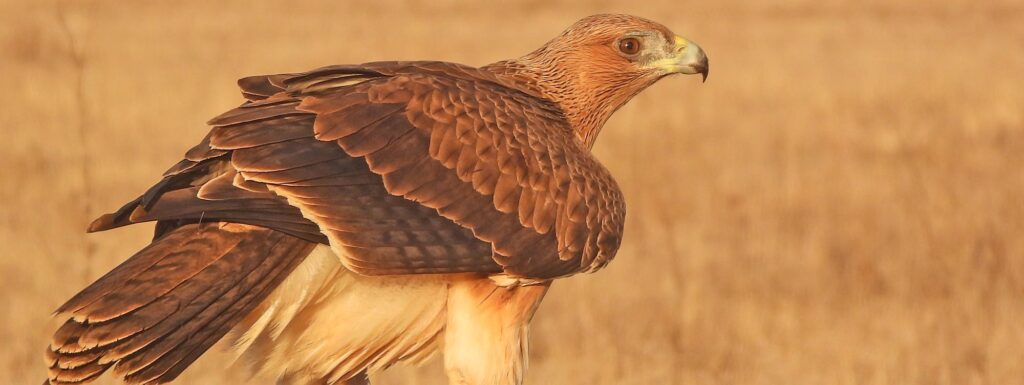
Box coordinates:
[1,0,1022,384]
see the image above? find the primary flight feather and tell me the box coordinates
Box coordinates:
[46,14,708,385]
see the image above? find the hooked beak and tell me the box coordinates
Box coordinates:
[678,37,708,82]
[654,36,709,82]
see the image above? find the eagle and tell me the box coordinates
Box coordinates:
[45,14,708,385]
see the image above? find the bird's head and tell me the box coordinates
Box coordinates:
[501,14,708,146]
[543,14,709,82]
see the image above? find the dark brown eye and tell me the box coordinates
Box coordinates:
[618,37,642,55]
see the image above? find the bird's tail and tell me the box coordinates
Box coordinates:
[45,222,314,385]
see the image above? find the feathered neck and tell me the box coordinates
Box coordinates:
[484,52,655,149]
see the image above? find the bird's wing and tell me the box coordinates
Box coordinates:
[225,61,625,279]
[92,61,626,280]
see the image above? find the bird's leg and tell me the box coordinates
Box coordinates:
[443,277,550,385]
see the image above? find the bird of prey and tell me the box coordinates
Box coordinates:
[45,14,708,385]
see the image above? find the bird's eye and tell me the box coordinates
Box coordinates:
[618,38,642,56]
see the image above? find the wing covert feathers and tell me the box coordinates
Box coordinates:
[286,62,626,278]
[47,223,315,385]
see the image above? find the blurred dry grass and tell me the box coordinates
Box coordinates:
[2,0,1023,384]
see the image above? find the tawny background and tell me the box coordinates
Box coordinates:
[2,1,1022,384]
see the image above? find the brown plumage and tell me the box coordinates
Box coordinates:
[46,14,707,385]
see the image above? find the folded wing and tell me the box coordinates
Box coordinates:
[92,61,626,281]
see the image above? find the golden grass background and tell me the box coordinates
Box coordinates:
[2,0,1022,384]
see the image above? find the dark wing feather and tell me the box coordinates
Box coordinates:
[86,123,327,243]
